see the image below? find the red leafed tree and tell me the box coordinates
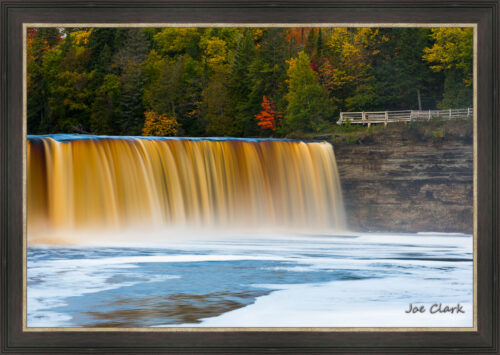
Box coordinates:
[310,56,319,72]
[255,96,282,131]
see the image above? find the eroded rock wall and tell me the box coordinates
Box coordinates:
[334,126,473,233]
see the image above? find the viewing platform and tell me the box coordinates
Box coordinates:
[337,108,473,126]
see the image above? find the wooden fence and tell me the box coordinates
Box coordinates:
[337,108,473,126]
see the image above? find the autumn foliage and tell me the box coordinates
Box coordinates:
[142,111,179,136]
[255,96,281,131]
[26,27,472,136]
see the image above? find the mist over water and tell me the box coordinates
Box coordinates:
[26,135,472,328]
[28,135,346,245]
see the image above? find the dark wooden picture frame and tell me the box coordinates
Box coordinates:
[1,0,498,353]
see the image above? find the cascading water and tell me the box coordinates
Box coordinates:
[27,134,346,244]
[26,135,474,328]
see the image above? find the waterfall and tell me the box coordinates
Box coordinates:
[27,135,346,244]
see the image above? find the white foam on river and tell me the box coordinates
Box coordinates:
[28,232,473,328]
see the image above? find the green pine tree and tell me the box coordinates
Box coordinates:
[113,29,149,135]
[284,51,334,133]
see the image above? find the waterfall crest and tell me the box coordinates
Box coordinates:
[28,135,346,243]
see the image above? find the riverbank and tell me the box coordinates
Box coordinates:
[318,119,473,233]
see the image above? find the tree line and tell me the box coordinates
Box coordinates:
[27,27,473,137]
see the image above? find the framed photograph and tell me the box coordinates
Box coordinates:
[1,0,498,353]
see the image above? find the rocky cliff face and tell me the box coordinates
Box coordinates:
[333,123,473,233]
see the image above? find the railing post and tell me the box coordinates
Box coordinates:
[337,108,472,126]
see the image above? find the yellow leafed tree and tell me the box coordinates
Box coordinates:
[70,29,92,46]
[422,28,473,86]
[142,111,179,136]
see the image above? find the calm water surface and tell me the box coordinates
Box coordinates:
[27,233,473,328]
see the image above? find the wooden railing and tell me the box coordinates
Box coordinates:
[337,108,473,126]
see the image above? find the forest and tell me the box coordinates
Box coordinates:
[27,27,473,137]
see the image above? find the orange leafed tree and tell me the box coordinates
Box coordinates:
[255,96,281,131]
[142,111,179,136]
[286,28,314,46]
